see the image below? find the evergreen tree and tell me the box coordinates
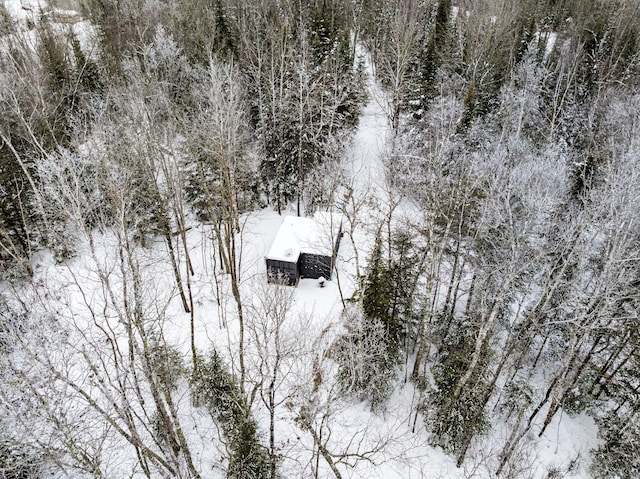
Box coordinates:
[191,352,271,479]
[424,312,491,463]
[409,0,453,117]
[361,230,417,355]
[361,234,394,338]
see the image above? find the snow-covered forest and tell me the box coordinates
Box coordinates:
[1,0,639,477]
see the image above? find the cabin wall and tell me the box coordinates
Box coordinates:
[299,253,332,280]
[266,259,299,286]
[334,223,343,256]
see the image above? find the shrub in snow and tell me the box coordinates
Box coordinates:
[0,435,45,479]
[332,304,396,410]
[591,412,640,479]
[148,341,185,393]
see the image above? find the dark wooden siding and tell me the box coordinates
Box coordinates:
[266,259,299,286]
[299,253,332,280]
[334,224,342,256]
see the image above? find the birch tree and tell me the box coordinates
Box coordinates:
[182,60,256,393]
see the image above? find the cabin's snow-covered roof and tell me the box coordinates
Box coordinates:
[267,212,342,262]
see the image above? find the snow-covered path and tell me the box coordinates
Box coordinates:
[347,48,391,196]
[5,23,602,476]
[335,47,602,479]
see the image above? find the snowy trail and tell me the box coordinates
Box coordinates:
[335,47,602,479]
[347,48,391,196]
[10,24,601,477]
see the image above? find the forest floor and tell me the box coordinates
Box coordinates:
[4,0,603,475]
[172,46,602,479]
[22,42,601,479]
[231,46,602,479]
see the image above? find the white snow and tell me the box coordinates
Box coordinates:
[0,20,603,476]
[347,45,390,196]
[534,31,558,60]
[451,5,459,22]
[2,0,98,57]
[3,0,46,22]
[267,216,305,262]
[266,211,342,262]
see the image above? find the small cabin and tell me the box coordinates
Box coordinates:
[266,212,343,286]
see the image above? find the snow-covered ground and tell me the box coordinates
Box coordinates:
[24,201,602,479]
[346,46,390,197]
[3,0,80,23]
[3,0,46,22]
[156,45,600,479]
[2,0,95,58]
[21,55,600,479]
[2,0,601,474]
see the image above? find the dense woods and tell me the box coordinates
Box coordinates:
[1,0,640,477]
